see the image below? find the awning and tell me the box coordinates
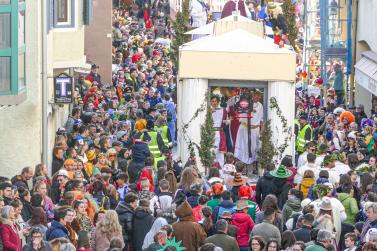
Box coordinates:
[355,51,377,96]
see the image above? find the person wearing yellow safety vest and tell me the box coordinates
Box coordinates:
[296,114,313,159]
[154,116,172,148]
[143,120,164,158]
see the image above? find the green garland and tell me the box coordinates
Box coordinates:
[269,97,293,161]
[199,102,215,174]
[181,94,207,158]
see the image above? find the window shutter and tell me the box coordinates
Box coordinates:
[83,0,93,25]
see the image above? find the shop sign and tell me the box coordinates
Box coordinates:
[54,73,73,104]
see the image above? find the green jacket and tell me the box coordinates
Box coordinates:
[204,233,240,251]
[338,192,358,224]
[246,200,258,222]
[282,198,302,223]
[304,243,327,251]
[207,199,221,212]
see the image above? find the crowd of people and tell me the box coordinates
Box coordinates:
[2,0,377,251]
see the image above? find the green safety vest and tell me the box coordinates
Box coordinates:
[296,124,313,153]
[154,155,166,169]
[146,131,161,157]
[154,125,172,147]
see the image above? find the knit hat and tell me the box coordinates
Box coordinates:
[270,165,292,179]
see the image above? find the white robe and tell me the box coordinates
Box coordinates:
[234,102,263,164]
[212,108,225,166]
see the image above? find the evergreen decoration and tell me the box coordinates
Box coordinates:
[171,0,191,68]
[282,0,298,52]
[257,120,277,170]
[199,102,215,174]
[181,94,207,159]
[257,97,292,173]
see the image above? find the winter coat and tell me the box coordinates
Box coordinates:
[0,223,22,251]
[282,198,302,223]
[232,212,254,247]
[45,220,69,241]
[296,178,315,198]
[250,221,281,244]
[131,142,151,164]
[204,233,240,251]
[172,201,207,251]
[132,207,155,251]
[213,200,235,223]
[116,202,134,246]
[338,192,358,224]
[22,241,52,251]
[255,172,274,206]
[255,211,284,234]
[293,225,312,243]
[272,179,291,209]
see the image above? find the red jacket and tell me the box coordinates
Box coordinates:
[0,223,22,251]
[192,205,202,222]
[232,212,254,247]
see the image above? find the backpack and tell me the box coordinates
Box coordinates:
[217,206,235,220]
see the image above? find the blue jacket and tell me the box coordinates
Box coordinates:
[46,221,69,241]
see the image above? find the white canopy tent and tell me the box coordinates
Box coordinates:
[178,28,296,171]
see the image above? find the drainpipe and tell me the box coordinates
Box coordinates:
[42,0,48,169]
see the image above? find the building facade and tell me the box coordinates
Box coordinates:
[0,0,93,176]
[354,0,377,116]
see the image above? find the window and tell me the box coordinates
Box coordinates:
[0,13,11,49]
[53,0,75,28]
[0,57,11,92]
[57,0,68,22]
[0,0,26,99]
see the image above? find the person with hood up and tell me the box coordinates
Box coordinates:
[172,200,207,251]
[232,200,255,250]
[132,199,155,251]
[282,188,303,223]
[337,183,358,225]
[270,165,293,209]
[142,217,168,249]
[116,192,138,250]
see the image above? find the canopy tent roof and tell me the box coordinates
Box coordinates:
[179,29,296,81]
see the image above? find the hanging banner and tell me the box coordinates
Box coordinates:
[54,73,73,104]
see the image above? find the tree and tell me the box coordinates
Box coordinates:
[257,120,277,172]
[171,0,191,68]
[282,0,298,51]
[199,103,215,174]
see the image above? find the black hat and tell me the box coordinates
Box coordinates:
[91,64,99,69]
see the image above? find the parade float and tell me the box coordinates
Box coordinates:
[177,14,297,173]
